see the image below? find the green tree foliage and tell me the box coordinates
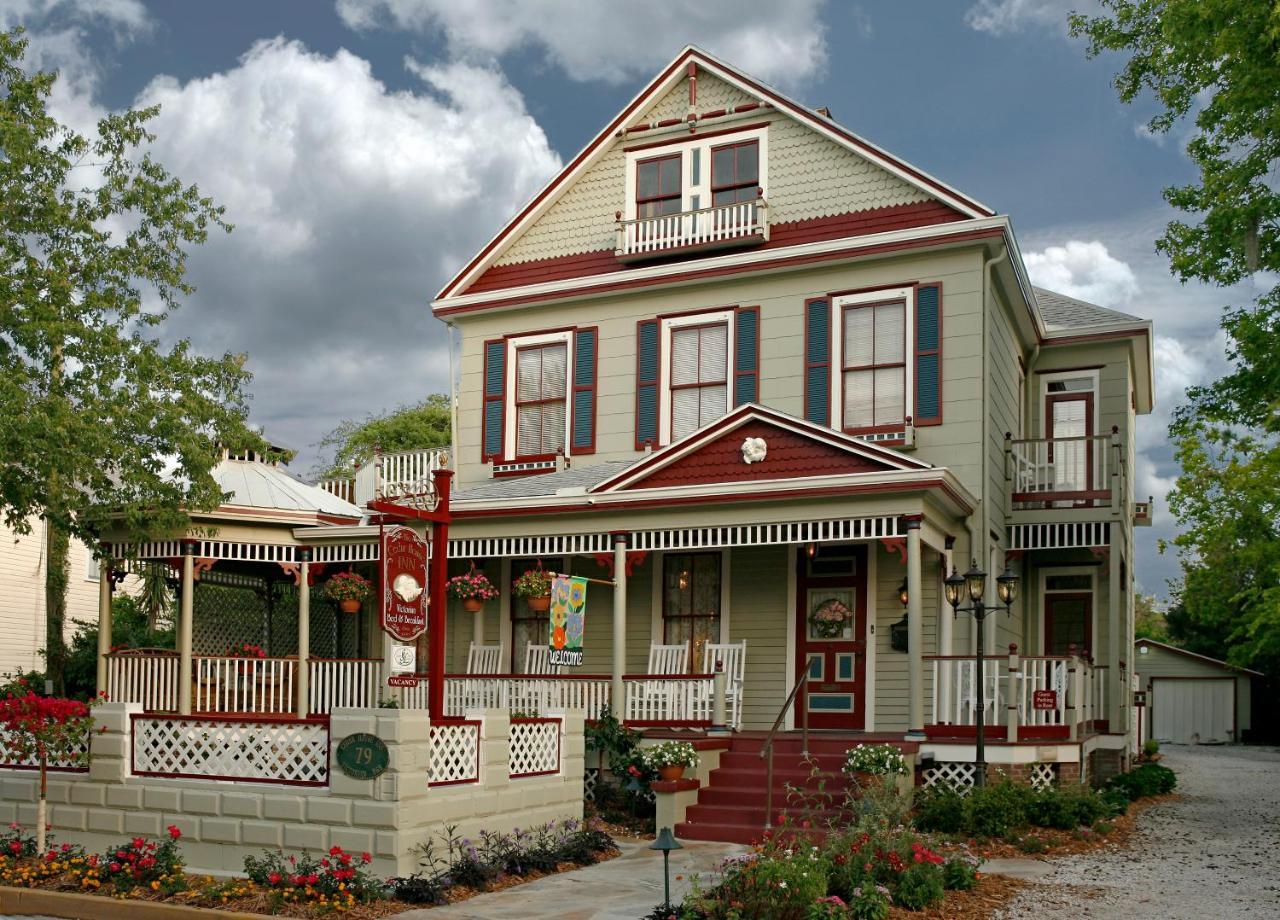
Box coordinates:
[313,395,451,479]
[1072,2,1280,677]
[64,596,176,701]
[0,30,258,691]
[1134,593,1168,641]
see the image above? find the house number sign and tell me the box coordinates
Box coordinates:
[381,525,428,642]
[336,733,389,780]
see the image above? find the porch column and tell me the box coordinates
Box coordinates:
[177,539,196,716]
[936,537,955,723]
[905,517,924,738]
[95,553,112,697]
[296,548,311,720]
[1108,531,1122,728]
[611,533,628,720]
[428,469,454,720]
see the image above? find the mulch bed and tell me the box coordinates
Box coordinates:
[889,873,1028,919]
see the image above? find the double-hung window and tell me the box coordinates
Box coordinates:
[711,141,759,206]
[669,322,728,441]
[636,154,682,219]
[831,287,914,435]
[514,339,568,459]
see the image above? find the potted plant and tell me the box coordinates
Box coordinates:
[447,569,499,613]
[513,566,555,612]
[842,742,909,789]
[642,740,699,782]
[809,597,853,639]
[323,571,372,614]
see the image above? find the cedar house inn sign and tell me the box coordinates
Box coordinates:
[381,525,428,643]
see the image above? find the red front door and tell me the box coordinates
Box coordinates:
[795,544,868,730]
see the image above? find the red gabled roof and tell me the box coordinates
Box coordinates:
[434,45,994,304]
[593,403,932,493]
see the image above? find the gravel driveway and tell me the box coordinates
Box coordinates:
[998,745,1280,919]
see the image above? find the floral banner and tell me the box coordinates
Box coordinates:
[548,574,587,667]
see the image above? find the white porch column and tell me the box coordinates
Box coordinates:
[905,516,924,738]
[95,555,112,697]
[296,549,311,720]
[611,533,628,720]
[473,598,486,650]
[177,541,195,716]
[936,538,955,723]
[1108,530,1123,728]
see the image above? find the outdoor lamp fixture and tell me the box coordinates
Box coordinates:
[650,826,684,911]
[945,561,1020,788]
[890,578,910,653]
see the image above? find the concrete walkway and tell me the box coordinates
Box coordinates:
[997,745,1280,919]
[394,839,746,920]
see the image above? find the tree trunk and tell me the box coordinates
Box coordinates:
[44,512,69,696]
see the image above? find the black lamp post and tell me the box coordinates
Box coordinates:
[944,561,1020,787]
[650,826,684,911]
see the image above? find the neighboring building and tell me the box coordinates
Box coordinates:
[1135,637,1261,745]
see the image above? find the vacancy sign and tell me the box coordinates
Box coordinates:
[381,525,428,642]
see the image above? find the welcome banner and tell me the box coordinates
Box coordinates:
[548,574,587,667]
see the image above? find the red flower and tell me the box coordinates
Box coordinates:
[167,824,181,840]
[306,873,319,885]
[329,845,344,856]
[268,872,282,885]
[8,842,19,853]
[361,852,371,863]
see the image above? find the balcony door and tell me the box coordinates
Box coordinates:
[1042,572,1094,657]
[794,544,867,730]
[1045,380,1095,500]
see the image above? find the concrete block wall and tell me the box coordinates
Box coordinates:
[0,703,584,878]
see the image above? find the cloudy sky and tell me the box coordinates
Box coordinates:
[3,0,1260,599]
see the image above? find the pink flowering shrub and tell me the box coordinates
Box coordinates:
[446,570,498,602]
[322,571,372,603]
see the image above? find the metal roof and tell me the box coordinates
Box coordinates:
[1034,287,1143,332]
[214,457,362,517]
[451,460,635,502]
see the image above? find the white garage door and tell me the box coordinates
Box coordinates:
[1151,678,1235,744]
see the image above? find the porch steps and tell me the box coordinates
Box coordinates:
[674,734,917,845]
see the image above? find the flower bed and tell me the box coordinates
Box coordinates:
[0,818,618,916]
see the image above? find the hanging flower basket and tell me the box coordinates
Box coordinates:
[462,597,485,613]
[514,566,555,612]
[810,597,853,639]
[448,569,499,613]
[323,572,372,614]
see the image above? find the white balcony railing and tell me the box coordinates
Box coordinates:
[1006,431,1121,507]
[317,447,451,509]
[615,198,769,260]
[927,651,1099,738]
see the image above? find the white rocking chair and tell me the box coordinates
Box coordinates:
[701,641,747,729]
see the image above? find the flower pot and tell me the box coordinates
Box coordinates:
[658,765,686,782]
[462,597,485,613]
[338,598,361,614]
[526,595,551,613]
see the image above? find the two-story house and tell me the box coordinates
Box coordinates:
[428,46,1153,806]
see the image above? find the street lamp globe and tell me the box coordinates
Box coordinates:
[964,561,986,603]
[944,568,964,610]
[997,565,1020,606]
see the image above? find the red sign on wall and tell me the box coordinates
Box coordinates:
[1033,689,1058,711]
[387,675,422,688]
[381,525,428,642]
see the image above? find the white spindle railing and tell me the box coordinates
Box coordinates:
[308,658,381,713]
[316,477,355,503]
[1018,657,1069,728]
[623,676,715,725]
[1007,434,1115,503]
[351,448,451,507]
[615,199,768,258]
[193,656,296,714]
[929,655,1105,734]
[440,676,612,720]
[929,657,1004,727]
[106,652,179,712]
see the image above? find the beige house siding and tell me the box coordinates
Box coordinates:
[729,544,789,731]
[640,72,756,124]
[1136,643,1252,733]
[872,546,939,733]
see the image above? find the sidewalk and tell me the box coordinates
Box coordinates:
[394,839,746,920]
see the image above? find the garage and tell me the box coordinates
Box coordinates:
[1137,638,1262,745]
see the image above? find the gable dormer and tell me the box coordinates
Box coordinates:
[434,46,992,310]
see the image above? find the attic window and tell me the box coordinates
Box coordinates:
[636,154,682,218]
[711,141,759,206]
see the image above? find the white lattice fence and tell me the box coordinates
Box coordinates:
[509,718,560,778]
[584,768,599,803]
[131,716,329,786]
[1030,762,1057,791]
[0,730,90,772]
[429,721,480,786]
[922,762,977,794]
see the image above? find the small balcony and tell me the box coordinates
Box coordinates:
[1005,431,1123,515]
[1133,498,1154,527]
[615,196,770,262]
[317,447,451,509]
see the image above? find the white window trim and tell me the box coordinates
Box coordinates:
[831,287,916,433]
[623,126,769,223]
[1039,565,1097,657]
[658,309,736,446]
[503,330,574,461]
[1038,369,1100,438]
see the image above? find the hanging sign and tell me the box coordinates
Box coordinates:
[390,644,416,674]
[548,574,588,667]
[1033,689,1058,711]
[336,733,389,780]
[387,674,422,688]
[381,525,428,642]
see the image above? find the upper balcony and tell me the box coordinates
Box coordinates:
[1004,429,1128,522]
[317,447,451,509]
[614,195,770,263]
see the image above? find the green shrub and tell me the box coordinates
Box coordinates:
[942,856,978,891]
[1099,786,1130,817]
[912,783,967,834]
[847,884,892,920]
[1026,788,1110,830]
[963,781,1030,838]
[716,851,829,918]
[894,862,945,910]
[1142,739,1160,758]
[1016,833,1048,854]
[1106,763,1176,802]
[1093,820,1116,835]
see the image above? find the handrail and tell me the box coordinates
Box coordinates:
[759,663,810,830]
[1005,433,1113,446]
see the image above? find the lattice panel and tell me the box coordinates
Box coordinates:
[509,719,560,777]
[132,717,329,785]
[0,730,89,771]
[1030,762,1057,791]
[584,768,598,803]
[192,582,268,655]
[429,722,480,786]
[922,762,977,794]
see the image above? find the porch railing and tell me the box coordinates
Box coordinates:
[317,447,451,508]
[615,197,769,260]
[193,656,296,715]
[106,650,180,713]
[1005,431,1121,507]
[308,658,382,713]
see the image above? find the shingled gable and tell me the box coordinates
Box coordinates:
[592,404,931,493]
[434,45,994,304]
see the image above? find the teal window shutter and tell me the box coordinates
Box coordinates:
[571,327,597,453]
[915,283,942,425]
[482,339,505,460]
[804,298,830,425]
[636,319,660,448]
[734,306,760,405]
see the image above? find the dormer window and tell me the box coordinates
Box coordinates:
[636,154,682,218]
[711,141,759,206]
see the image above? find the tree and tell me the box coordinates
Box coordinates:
[1134,593,1168,642]
[313,395,451,479]
[1072,1,1280,677]
[0,30,258,693]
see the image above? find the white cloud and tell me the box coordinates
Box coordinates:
[964,0,1098,35]
[1024,240,1140,308]
[335,0,828,87]
[0,0,150,34]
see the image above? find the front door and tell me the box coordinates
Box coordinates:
[1046,391,1094,498]
[795,544,868,730]
[1044,593,1092,657]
